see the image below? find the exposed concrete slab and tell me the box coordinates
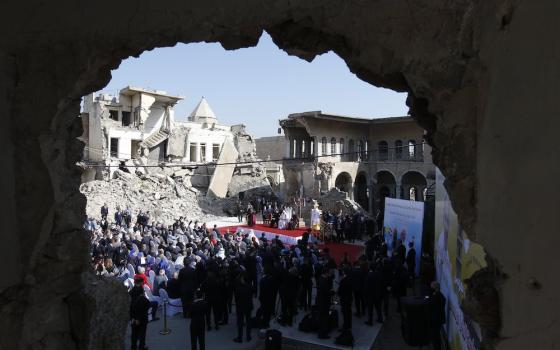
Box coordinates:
[207,139,238,198]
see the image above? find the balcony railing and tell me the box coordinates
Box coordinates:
[282,150,424,163]
[362,149,424,163]
[282,143,426,163]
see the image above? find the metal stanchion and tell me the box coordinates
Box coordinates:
[159,300,172,335]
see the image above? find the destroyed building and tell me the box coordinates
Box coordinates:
[80,86,184,181]
[80,88,271,201]
[279,111,435,215]
[254,135,285,196]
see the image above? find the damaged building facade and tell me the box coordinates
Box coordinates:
[280,111,435,215]
[81,87,271,198]
[80,86,183,181]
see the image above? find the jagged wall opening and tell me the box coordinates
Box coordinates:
[2,1,560,350]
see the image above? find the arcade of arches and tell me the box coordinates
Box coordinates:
[332,169,429,216]
[2,2,560,350]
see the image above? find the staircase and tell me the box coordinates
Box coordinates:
[139,129,169,149]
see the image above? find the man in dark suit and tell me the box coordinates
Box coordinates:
[258,266,276,329]
[429,282,446,350]
[190,289,208,350]
[298,257,313,310]
[316,268,332,339]
[101,203,109,220]
[129,277,151,350]
[179,261,198,318]
[338,267,354,330]
[364,262,384,325]
[200,270,221,330]
[406,242,417,281]
[351,261,366,317]
[166,272,181,299]
[233,272,253,343]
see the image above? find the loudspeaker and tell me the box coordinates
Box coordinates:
[265,329,282,350]
[401,296,431,346]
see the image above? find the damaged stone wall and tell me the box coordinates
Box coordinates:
[1,1,559,349]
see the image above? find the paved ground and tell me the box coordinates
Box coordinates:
[371,300,420,350]
[125,297,435,350]
[125,312,260,350]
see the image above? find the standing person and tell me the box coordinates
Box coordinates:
[351,261,365,317]
[237,200,244,223]
[338,267,353,330]
[130,277,151,350]
[190,289,208,350]
[396,239,406,263]
[233,272,253,343]
[316,268,332,339]
[364,262,384,325]
[179,261,198,318]
[298,257,313,311]
[279,266,300,326]
[406,242,417,282]
[343,215,352,242]
[429,282,446,350]
[115,207,123,226]
[258,266,275,329]
[380,258,393,318]
[200,270,221,330]
[124,206,132,227]
[101,203,109,220]
[393,261,409,313]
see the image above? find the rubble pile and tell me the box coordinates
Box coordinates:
[301,188,367,225]
[80,170,228,224]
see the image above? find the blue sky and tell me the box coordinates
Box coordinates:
[102,32,408,137]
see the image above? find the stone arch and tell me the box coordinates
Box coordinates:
[375,170,397,213]
[401,170,427,201]
[354,171,369,210]
[334,172,353,197]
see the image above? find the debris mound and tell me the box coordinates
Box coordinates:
[80,170,227,223]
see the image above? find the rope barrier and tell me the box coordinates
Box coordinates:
[159,300,172,335]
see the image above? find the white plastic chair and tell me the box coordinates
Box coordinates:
[159,288,183,317]
[148,270,156,288]
[127,263,135,277]
[143,284,161,304]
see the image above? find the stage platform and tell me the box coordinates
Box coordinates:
[219,224,364,263]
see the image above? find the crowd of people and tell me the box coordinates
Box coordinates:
[86,201,442,350]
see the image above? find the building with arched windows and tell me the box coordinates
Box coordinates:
[278,111,435,215]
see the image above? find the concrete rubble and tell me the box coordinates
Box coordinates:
[301,187,367,226]
[80,169,230,224]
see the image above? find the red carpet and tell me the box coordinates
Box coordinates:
[319,242,364,264]
[218,224,364,264]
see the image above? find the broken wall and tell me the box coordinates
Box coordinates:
[1,1,560,349]
[207,139,238,198]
